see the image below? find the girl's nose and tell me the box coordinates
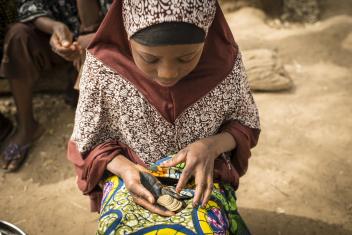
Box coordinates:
[157,64,178,80]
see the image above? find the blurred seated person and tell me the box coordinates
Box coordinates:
[0,0,112,172]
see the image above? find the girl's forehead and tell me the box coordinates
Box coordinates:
[130,40,204,56]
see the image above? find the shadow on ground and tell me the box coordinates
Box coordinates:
[240,208,351,235]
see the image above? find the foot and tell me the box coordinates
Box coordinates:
[1,122,44,171]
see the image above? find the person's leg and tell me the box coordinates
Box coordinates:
[0,23,44,170]
[0,23,66,171]
[0,112,13,144]
[76,0,101,34]
[8,69,40,146]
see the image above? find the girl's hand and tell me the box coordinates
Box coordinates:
[160,133,237,208]
[160,138,218,208]
[107,155,175,217]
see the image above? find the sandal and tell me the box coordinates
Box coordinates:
[2,143,31,172]
[0,123,45,172]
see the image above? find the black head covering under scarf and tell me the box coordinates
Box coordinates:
[131,22,206,46]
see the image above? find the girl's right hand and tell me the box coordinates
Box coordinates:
[107,155,175,217]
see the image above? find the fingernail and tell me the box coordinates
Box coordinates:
[62,41,70,47]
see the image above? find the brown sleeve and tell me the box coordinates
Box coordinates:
[67,140,148,211]
[67,140,123,209]
[220,121,260,177]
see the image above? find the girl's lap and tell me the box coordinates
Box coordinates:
[97,176,250,235]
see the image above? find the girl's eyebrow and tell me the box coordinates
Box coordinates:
[139,50,199,58]
[139,51,159,58]
[179,50,198,58]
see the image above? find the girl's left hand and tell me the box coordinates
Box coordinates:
[160,137,219,208]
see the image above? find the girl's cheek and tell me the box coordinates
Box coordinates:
[138,64,157,79]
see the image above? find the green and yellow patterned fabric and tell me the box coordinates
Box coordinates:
[97,156,251,235]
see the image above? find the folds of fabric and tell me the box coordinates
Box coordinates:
[67,139,148,211]
[221,121,260,177]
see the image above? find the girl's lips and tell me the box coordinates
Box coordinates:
[155,79,179,87]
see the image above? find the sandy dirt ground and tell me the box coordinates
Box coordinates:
[0,2,351,235]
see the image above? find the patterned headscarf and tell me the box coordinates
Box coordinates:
[122,0,216,38]
[88,0,239,121]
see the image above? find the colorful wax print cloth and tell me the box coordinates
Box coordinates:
[97,157,251,235]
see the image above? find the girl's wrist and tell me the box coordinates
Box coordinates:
[107,154,134,177]
[206,133,237,158]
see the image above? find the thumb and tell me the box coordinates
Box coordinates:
[130,183,155,204]
[61,40,70,47]
[160,151,187,167]
[57,27,72,47]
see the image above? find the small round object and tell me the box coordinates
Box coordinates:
[157,195,182,212]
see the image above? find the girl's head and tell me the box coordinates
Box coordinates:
[130,23,205,87]
[122,0,216,87]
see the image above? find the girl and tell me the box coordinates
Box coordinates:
[68,0,260,234]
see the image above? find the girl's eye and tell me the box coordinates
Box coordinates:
[144,58,159,64]
[178,55,195,64]
[140,55,159,64]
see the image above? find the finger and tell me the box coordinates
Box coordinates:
[61,40,70,47]
[55,46,77,54]
[51,43,75,58]
[71,41,81,51]
[193,172,207,208]
[57,28,73,47]
[132,195,175,217]
[201,176,213,208]
[175,165,193,193]
[160,150,187,167]
[50,34,61,49]
[128,182,155,204]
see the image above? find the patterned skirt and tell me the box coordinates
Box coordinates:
[97,175,251,235]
